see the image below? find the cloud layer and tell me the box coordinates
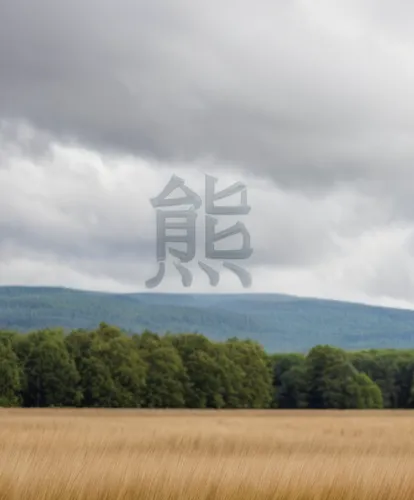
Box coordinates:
[1,1,414,308]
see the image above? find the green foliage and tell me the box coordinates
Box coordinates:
[134,332,187,408]
[0,323,411,410]
[270,353,306,408]
[16,329,82,407]
[306,345,383,409]
[65,324,146,407]
[171,334,226,408]
[0,339,22,406]
[224,339,273,408]
[348,350,401,407]
[352,373,383,409]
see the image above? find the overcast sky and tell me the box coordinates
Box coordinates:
[1,0,414,308]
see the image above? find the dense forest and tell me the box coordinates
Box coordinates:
[2,322,414,409]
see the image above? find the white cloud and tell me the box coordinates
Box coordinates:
[2,1,414,310]
[1,123,414,310]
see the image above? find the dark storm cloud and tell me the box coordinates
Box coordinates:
[2,1,414,192]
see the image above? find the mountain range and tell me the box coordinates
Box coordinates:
[1,286,414,352]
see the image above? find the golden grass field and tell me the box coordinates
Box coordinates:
[0,409,414,499]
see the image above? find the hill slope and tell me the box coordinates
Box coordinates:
[1,286,414,352]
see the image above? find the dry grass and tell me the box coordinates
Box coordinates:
[0,409,414,499]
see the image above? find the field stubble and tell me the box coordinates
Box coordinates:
[0,409,413,499]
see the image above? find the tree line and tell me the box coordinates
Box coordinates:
[1,322,414,409]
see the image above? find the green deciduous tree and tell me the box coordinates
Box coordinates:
[270,353,306,408]
[225,339,273,408]
[0,340,22,406]
[133,331,187,408]
[18,329,82,407]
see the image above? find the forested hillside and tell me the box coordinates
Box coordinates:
[2,322,414,409]
[2,286,414,351]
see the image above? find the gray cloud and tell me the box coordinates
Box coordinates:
[1,1,414,194]
[1,130,414,306]
[0,130,361,291]
[2,1,414,306]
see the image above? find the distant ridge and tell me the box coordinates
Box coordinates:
[1,286,414,352]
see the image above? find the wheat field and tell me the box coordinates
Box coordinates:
[0,409,413,499]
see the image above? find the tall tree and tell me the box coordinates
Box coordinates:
[93,325,146,407]
[19,329,82,407]
[349,350,400,408]
[225,339,273,408]
[0,339,22,406]
[306,345,358,409]
[270,353,306,408]
[352,373,383,409]
[133,332,187,408]
[307,345,383,409]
